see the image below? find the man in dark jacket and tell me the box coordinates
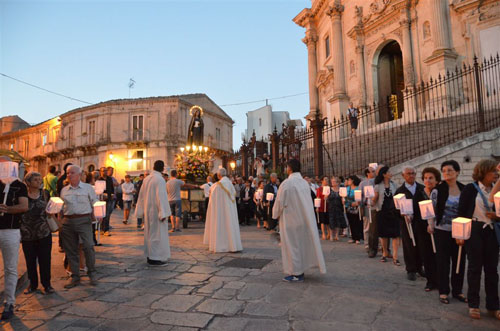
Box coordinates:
[395,166,425,281]
[264,173,279,230]
[98,167,115,236]
[240,179,255,225]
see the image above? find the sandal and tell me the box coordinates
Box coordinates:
[469,308,480,319]
[439,295,449,304]
[487,310,500,320]
[380,256,387,263]
[393,259,401,266]
[453,294,468,303]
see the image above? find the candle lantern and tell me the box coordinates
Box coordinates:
[314,198,321,208]
[369,163,378,170]
[364,185,375,198]
[95,180,106,195]
[256,189,263,200]
[339,187,348,198]
[93,201,107,218]
[418,200,435,220]
[452,217,472,240]
[400,198,414,215]
[393,193,406,209]
[494,192,500,217]
[266,193,274,201]
[354,190,362,202]
[45,197,64,214]
[322,186,330,196]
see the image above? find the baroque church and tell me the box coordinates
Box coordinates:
[293,0,500,124]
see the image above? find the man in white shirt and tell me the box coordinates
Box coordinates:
[121,175,136,225]
[200,176,213,222]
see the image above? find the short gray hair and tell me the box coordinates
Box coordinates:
[218,168,227,177]
[24,171,41,184]
[67,165,82,174]
[402,166,416,174]
[270,173,277,179]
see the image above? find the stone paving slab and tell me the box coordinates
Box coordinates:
[2,209,499,331]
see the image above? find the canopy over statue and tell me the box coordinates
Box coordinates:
[188,105,204,146]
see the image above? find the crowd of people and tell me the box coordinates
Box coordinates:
[0,154,499,322]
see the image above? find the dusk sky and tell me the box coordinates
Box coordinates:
[1,0,311,148]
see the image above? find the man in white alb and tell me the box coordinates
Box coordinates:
[272,159,326,282]
[203,168,242,253]
[135,160,171,266]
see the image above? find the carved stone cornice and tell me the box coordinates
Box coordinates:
[302,34,318,47]
[315,70,333,90]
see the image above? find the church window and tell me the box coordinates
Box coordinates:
[325,36,331,59]
[88,120,96,144]
[42,132,48,145]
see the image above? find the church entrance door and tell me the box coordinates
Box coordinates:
[377,41,404,123]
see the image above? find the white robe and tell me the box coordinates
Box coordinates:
[135,170,171,261]
[272,172,326,275]
[203,176,243,252]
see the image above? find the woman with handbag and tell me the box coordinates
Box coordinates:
[458,159,500,320]
[21,172,54,295]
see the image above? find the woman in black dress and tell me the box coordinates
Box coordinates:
[327,176,347,241]
[373,166,401,265]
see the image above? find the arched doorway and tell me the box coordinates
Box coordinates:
[377,41,404,123]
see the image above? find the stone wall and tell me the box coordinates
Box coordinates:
[391,127,500,186]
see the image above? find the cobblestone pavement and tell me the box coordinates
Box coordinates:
[1,209,498,331]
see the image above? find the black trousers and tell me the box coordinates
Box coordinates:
[435,228,465,296]
[415,220,438,288]
[241,202,253,225]
[465,222,499,310]
[22,235,52,290]
[368,209,379,256]
[347,213,363,241]
[266,203,277,230]
[203,198,209,221]
[400,217,422,273]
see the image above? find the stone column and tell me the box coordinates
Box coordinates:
[430,0,452,52]
[400,17,415,87]
[355,43,367,106]
[303,32,319,118]
[327,3,346,98]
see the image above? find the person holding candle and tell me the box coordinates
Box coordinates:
[434,160,466,304]
[395,166,425,281]
[413,167,440,292]
[253,181,265,229]
[316,176,331,240]
[20,171,54,295]
[359,167,377,255]
[458,159,499,320]
[344,175,362,244]
[327,176,347,241]
[264,173,279,231]
[373,166,400,265]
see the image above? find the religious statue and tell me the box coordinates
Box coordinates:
[187,105,204,146]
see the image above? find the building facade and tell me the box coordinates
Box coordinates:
[245,105,293,142]
[0,94,234,180]
[294,0,500,124]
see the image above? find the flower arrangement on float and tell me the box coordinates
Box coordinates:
[174,145,215,182]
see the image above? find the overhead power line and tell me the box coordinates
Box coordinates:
[0,73,93,105]
[219,92,308,107]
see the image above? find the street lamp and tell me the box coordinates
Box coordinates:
[229,161,236,173]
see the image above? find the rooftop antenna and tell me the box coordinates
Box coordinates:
[128,78,136,98]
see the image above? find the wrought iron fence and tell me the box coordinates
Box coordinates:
[236,55,500,179]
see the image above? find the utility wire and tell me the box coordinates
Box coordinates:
[220,92,308,107]
[0,73,93,105]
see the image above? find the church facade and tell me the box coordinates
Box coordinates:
[0,94,234,180]
[293,0,500,124]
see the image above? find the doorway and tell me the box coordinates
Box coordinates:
[377,41,405,123]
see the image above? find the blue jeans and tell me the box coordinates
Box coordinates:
[102,200,114,232]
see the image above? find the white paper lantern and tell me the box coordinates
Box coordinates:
[95,180,106,195]
[93,201,106,218]
[364,185,375,198]
[256,189,263,200]
[0,161,19,181]
[266,192,274,201]
[451,217,472,240]
[314,198,321,208]
[400,198,414,215]
[418,200,435,220]
[369,163,378,170]
[322,186,331,196]
[339,187,348,198]
[393,193,405,209]
[494,192,500,218]
[354,190,362,202]
[45,197,64,214]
